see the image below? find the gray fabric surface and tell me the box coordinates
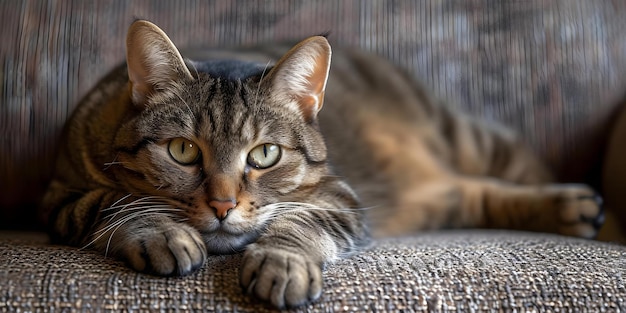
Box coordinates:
[2,231,625,312]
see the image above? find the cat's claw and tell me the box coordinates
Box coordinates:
[121,223,207,276]
[240,244,323,309]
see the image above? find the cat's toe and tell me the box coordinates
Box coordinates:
[240,244,322,308]
[124,224,207,276]
[556,186,604,239]
[583,194,605,230]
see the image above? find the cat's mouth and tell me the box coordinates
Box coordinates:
[200,229,260,254]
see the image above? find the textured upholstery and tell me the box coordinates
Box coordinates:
[2,231,625,312]
[2,1,626,312]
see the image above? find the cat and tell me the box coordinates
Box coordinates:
[40,20,604,309]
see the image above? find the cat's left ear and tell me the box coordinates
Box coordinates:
[126,20,194,106]
[263,36,331,123]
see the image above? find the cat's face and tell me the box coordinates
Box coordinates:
[112,22,332,253]
[117,75,328,253]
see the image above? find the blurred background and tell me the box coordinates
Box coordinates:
[2,0,626,232]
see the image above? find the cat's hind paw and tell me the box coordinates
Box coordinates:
[240,245,323,309]
[553,185,605,239]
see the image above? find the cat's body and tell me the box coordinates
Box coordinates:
[41,21,603,308]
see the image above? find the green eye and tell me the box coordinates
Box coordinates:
[168,138,200,165]
[247,144,281,169]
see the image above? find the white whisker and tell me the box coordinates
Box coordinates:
[86,210,178,253]
[256,201,372,222]
[107,193,133,210]
[174,90,195,118]
[95,204,182,236]
[85,206,177,246]
[103,161,127,168]
[102,195,159,211]
[254,60,272,107]
[82,202,184,251]
[102,208,179,257]
[103,153,123,170]
[102,196,169,226]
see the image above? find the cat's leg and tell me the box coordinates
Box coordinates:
[239,181,368,308]
[42,182,206,276]
[240,231,324,309]
[372,177,603,238]
[240,211,364,308]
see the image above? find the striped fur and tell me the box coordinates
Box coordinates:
[40,20,603,308]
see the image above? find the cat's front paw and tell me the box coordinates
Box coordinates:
[240,244,323,309]
[119,223,207,276]
[552,184,604,239]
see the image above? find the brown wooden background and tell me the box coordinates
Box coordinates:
[2,0,626,229]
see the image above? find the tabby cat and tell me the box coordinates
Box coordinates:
[40,20,604,308]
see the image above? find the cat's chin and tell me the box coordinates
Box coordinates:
[201,230,260,255]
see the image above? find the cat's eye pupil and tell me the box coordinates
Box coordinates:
[168,138,200,165]
[247,143,281,169]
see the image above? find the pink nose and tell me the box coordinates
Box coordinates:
[209,199,236,221]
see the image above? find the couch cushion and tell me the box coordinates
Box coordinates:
[1,230,624,312]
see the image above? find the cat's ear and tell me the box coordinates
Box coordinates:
[126,20,194,106]
[263,36,331,123]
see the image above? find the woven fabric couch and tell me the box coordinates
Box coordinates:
[2,1,626,311]
[2,231,625,312]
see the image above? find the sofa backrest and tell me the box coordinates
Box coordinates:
[2,0,626,229]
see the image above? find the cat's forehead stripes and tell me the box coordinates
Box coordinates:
[195,78,258,149]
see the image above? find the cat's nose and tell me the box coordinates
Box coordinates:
[209,199,236,221]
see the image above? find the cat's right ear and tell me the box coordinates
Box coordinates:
[126,20,194,106]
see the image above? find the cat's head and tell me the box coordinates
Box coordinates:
[113,20,334,253]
